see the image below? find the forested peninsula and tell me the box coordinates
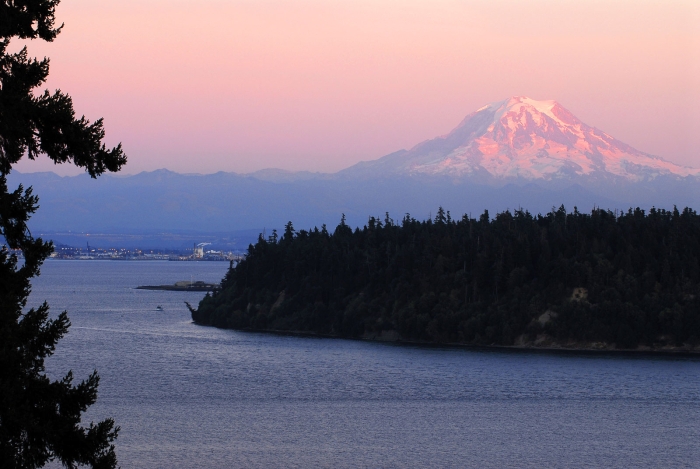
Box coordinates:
[191,206,700,351]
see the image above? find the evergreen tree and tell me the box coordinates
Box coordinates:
[0,2,126,467]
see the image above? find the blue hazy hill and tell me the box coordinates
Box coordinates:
[8,168,699,242]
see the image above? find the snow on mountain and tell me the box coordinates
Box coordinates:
[346,96,699,181]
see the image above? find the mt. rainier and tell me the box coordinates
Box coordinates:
[343,96,699,182]
[9,97,700,238]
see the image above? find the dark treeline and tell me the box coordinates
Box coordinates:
[192,206,700,349]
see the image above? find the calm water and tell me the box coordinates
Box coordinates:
[33,260,699,468]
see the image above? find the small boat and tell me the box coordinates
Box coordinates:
[156,305,164,311]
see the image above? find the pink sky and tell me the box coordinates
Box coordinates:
[12,0,700,175]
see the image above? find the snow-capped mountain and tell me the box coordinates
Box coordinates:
[344,96,699,181]
[9,97,700,238]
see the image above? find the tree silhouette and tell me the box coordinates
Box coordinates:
[193,207,700,350]
[0,2,126,467]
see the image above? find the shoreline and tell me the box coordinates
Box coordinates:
[191,323,700,357]
[137,284,218,292]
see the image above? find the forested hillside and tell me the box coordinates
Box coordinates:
[192,206,700,350]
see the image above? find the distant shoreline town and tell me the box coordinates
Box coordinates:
[10,242,246,262]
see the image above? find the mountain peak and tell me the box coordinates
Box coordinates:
[480,96,556,114]
[488,96,583,127]
[353,97,698,182]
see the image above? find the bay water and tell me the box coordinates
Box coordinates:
[34,260,699,468]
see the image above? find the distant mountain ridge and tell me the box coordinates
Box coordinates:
[6,97,699,244]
